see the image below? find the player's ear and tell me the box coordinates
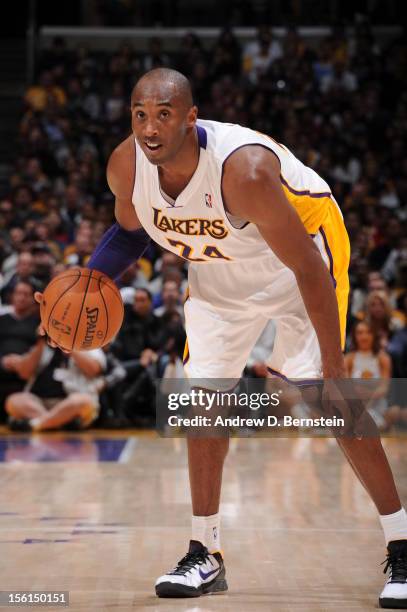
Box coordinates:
[186,105,198,127]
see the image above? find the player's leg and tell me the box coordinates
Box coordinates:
[268,222,407,609]
[188,437,229,517]
[5,392,47,420]
[30,393,97,431]
[155,294,267,598]
[324,213,407,608]
[337,436,407,609]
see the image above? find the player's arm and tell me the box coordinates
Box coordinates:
[86,134,151,279]
[35,136,150,347]
[1,338,46,380]
[222,146,344,378]
[70,350,104,378]
[107,134,142,230]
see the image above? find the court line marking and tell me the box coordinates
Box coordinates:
[118,438,138,463]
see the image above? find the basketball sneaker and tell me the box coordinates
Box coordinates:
[155,539,228,598]
[379,539,407,609]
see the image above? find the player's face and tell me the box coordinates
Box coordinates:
[131,92,197,165]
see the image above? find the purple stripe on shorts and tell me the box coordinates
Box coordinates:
[267,367,323,387]
[319,227,337,288]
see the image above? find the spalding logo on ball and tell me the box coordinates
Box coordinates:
[40,268,124,351]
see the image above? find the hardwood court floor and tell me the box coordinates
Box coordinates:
[0,432,406,611]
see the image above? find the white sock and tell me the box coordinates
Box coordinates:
[29,418,41,431]
[192,513,221,553]
[380,507,407,545]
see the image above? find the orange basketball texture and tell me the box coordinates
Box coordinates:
[40,268,124,351]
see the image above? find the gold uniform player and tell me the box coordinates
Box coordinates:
[53,68,407,607]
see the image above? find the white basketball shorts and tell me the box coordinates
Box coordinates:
[183,230,349,384]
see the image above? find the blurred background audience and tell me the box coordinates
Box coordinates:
[0,18,406,429]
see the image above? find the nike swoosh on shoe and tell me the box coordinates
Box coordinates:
[199,567,220,580]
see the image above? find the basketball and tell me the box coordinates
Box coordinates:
[40,268,124,351]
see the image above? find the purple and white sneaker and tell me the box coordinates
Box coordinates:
[155,539,228,598]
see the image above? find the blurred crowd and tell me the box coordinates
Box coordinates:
[0,21,406,431]
[84,0,402,27]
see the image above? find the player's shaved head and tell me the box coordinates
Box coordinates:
[131,68,198,165]
[131,68,193,110]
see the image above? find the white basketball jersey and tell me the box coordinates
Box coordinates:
[132,119,335,266]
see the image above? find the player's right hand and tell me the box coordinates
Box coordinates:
[322,379,377,439]
[34,291,70,352]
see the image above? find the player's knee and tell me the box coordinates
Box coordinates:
[69,393,95,420]
[69,392,92,410]
[5,392,26,415]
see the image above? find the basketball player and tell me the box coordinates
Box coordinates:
[39,68,407,607]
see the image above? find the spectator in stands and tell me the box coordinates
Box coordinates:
[1,227,26,282]
[364,290,403,350]
[344,321,393,431]
[319,59,358,93]
[113,288,162,363]
[154,280,184,320]
[149,251,187,297]
[369,217,404,272]
[24,70,66,112]
[112,288,166,426]
[63,228,94,267]
[243,26,283,84]
[105,79,127,126]
[5,340,106,432]
[31,243,56,286]
[157,311,186,382]
[24,157,51,194]
[382,236,407,287]
[93,344,128,427]
[388,293,407,379]
[351,270,388,318]
[60,184,84,237]
[0,251,35,304]
[118,261,150,304]
[30,221,62,261]
[0,280,40,416]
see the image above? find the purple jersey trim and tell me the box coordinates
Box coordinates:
[197,125,207,149]
[280,176,332,198]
